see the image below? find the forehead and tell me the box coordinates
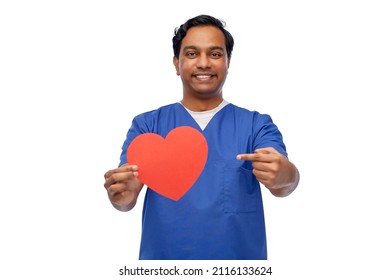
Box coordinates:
[181,25,226,50]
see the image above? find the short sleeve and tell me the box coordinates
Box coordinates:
[252,113,288,157]
[118,114,153,166]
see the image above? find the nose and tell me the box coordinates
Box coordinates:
[196,53,211,69]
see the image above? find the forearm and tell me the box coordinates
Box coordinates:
[108,181,144,212]
[269,164,300,197]
[112,198,138,212]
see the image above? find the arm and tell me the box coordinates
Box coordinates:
[103,164,144,211]
[237,147,299,197]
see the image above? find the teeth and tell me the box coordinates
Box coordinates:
[196,75,211,79]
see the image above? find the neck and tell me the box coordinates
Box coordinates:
[181,95,223,112]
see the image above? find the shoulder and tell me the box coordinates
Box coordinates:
[135,102,179,117]
[228,103,286,154]
[227,103,274,123]
[128,102,182,134]
[133,103,180,121]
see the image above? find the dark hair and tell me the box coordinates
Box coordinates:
[172,15,234,59]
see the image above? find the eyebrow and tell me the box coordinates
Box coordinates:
[182,45,225,52]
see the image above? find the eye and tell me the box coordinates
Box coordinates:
[185,51,197,58]
[211,52,223,58]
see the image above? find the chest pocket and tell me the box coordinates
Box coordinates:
[222,166,260,213]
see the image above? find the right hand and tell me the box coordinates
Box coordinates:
[104,164,144,211]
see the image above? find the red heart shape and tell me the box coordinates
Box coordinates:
[126,126,208,201]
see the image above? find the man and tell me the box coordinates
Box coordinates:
[104,15,299,260]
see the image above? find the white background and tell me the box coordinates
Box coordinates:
[1,0,389,279]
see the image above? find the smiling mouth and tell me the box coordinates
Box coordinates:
[193,74,215,80]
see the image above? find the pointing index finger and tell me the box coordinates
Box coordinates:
[236,153,257,161]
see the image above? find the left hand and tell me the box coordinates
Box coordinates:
[237,147,298,196]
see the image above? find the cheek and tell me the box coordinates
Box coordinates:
[179,63,193,76]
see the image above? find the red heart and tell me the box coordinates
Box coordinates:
[126,126,208,201]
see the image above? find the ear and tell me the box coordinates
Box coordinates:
[173,56,180,76]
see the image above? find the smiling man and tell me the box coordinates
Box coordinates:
[173,24,229,110]
[104,15,300,260]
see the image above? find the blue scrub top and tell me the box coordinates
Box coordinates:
[119,103,287,260]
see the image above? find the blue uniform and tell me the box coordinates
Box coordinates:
[119,103,287,260]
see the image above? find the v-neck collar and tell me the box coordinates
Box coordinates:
[177,101,231,132]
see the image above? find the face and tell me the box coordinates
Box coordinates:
[173,25,230,100]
